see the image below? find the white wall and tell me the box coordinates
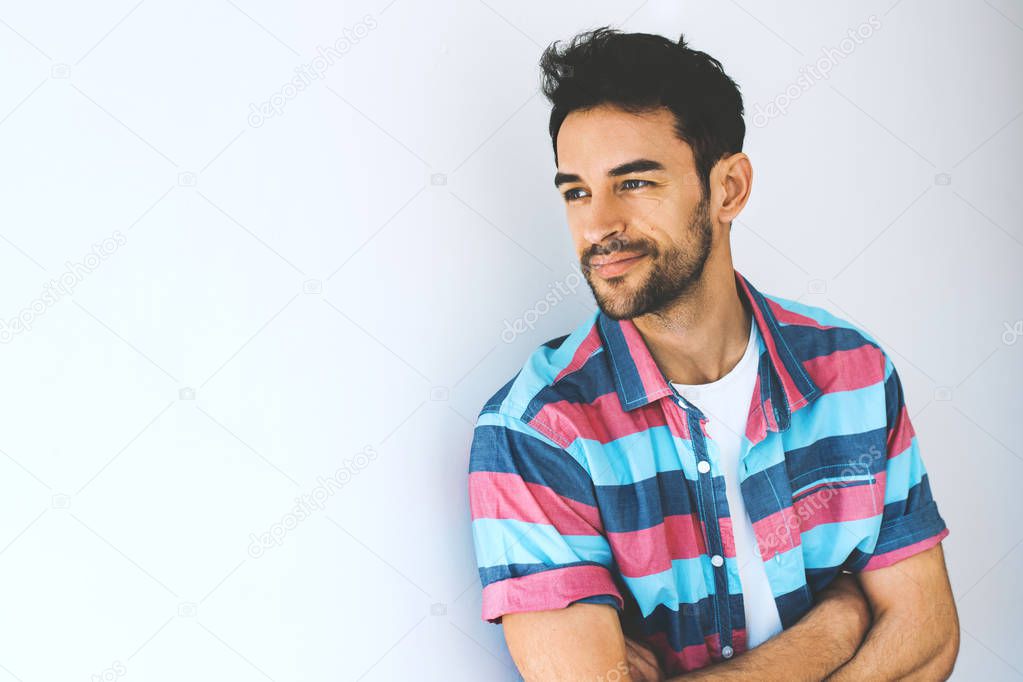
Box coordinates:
[0,0,1019,679]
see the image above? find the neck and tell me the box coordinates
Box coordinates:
[632,255,752,386]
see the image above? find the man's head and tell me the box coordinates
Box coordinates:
[540,27,749,320]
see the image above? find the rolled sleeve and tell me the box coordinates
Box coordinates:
[861,353,949,571]
[468,411,623,624]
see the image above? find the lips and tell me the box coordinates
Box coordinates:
[587,252,647,278]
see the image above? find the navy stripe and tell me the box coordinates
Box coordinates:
[571,594,621,611]
[625,594,746,652]
[595,471,730,533]
[740,459,795,524]
[482,372,519,413]
[543,334,569,349]
[597,312,653,410]
[884,362,903,429]
[468,424,596,505]
[785,427,888,486]
[778,324,877,369]
[774,584,813,629]
[805,566,842,594]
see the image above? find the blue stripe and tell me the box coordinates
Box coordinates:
[883,438,926,505]
[763,293,880,349]
[801,515,883,569]
[762,545,807,598]
[784,387,887,454]
[580,426,695,486]
[472,518,612,569]
[621,555,745,616]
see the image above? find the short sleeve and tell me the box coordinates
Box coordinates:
[468,411,624,624]
[860,353,949,571]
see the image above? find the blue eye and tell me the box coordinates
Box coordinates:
[621,179,652,190]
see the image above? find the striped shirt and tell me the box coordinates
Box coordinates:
[467,268,948,675]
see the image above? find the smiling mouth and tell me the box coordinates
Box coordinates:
[588,253,647,278]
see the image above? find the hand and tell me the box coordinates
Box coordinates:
[624,635,664,682]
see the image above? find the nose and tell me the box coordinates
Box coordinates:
[581,190,629,246]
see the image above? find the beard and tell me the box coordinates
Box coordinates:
[583,195,713,321]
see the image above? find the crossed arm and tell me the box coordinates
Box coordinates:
[501,543,958,681]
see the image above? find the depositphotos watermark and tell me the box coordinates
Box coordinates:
[750,15,882,128]
[0,229,127,343]
[247,15,379,128]
[247,445,379,557]
[89,660,126,682]
[501,262,587,343]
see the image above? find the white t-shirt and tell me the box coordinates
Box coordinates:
[670,315,783,649]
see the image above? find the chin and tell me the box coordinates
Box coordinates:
[591,283,649,320]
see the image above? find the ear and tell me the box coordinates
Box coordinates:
[711,152,752,225]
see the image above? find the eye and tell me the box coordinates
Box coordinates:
[621,179,653,191]
[563,179,653,203]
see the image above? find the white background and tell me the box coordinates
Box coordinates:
[0,0,1020,680]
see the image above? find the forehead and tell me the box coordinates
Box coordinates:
[556,104,691,172]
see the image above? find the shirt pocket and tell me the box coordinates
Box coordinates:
[789,462,884,539]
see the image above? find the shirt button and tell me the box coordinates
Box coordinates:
[710,554,724,567]
[722,645,734,659]
[697,460,711,474]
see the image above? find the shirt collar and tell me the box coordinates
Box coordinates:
[595,268,821,431]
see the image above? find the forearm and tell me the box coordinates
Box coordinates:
[666,576,870,682]
[827,606,959,681]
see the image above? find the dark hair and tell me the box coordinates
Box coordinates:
[539,26,745,198]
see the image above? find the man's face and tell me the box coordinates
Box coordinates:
[554,104,714,320]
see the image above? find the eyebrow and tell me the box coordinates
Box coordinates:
[554,158,666,188]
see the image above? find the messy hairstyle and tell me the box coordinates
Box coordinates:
[539,26,745,197]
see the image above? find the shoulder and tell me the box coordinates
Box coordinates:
[761,292,894,385]
[475,311,604,447]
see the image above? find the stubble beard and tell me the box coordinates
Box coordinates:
[584,196,713,321]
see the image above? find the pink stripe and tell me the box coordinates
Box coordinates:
[553,324,602,383]
[731,628,748,655]
[717,516,736,558]
[608,515,706,577]
[862,528,949,571]
[803,345,884,393]
[533,391,686,445]
[481,564,623,623]
[645,632,712,674]
[641,627,748,675]
[745,374,769,444]
[752,506,802,561]
[762,395,778,431]
[766,298,833,329]
[468,471,602,534]
[887,403,915,459]
[792,473,887,533]
[607,515,737,578]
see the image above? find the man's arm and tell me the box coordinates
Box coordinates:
[827,543,959,681]
[663,573,870,681]
[822,350,959,680]
[503,602,631,681]
[502,573,870,682]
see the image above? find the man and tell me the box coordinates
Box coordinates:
[467,27,958,680]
